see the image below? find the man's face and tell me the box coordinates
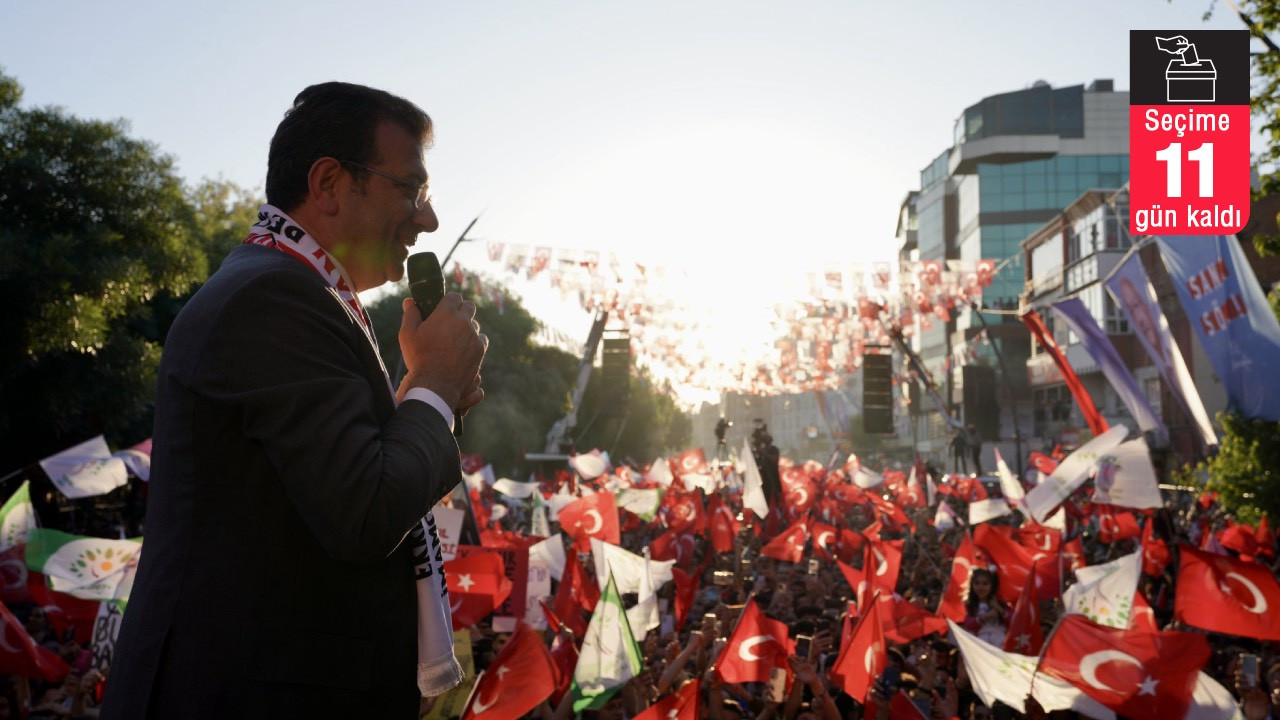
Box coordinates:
[335,120,439,291]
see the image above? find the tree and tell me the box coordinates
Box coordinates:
[0,70,212,472]
[367,274,579,476]
[1193,413,1280,524]
[574,365,692,466]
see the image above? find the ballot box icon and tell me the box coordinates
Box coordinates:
[1166,58,1216,102]
[1156,35,1217,102]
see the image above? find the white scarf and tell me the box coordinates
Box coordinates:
[245,205,462,696]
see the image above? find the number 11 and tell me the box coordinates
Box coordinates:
[1155,142,1214,198]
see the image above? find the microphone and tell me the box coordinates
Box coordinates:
[406,252,464,438]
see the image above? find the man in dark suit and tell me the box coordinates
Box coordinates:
[102,82,486,719]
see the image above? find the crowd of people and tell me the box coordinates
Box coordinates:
[3,432,1278,720]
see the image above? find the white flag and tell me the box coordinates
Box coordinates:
[38,436,128,499]
[1021,425,1129,524]
[948,620,1115,719]
[994,448,1024,508]
[492,478,539,499]
[590,538,673,595]
[646,457,674,487]
[570,573,643,713]
[740,438,769,519]
[1061,550,1141,629]
[529,534,566,582]
[615,488,662,522]
[934,502,959,531]
[625,552,659,634]
[968,498,1012,525]
[25,529,140,603]
[0,481,38,551]
[571,453,609,481]
[1091,438,1163,510]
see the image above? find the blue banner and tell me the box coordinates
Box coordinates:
[1104,249,1218,448]
[1051,297,1168,446]
[1155,234,1280,421]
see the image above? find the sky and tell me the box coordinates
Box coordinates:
[0,0,1247,400]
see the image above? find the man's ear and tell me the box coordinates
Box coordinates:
[308,157,344,215]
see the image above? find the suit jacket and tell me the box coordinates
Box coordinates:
[103,245,461,719]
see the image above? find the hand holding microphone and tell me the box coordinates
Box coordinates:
[402,252,487,437]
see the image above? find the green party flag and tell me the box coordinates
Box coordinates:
[25,529,141,603]
[569,572,643,713]
[0,481,38,551]
[615,488,662,522]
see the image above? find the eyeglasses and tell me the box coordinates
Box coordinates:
[340,160,431,208]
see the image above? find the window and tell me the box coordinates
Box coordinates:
[1105,295,1130,334]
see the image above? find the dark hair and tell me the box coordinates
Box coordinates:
[964,567,999,615]
[266,81,433,212]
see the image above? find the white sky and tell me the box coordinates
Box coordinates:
[0,0,1247,399]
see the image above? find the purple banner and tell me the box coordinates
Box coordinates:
[1051,297,1168,446]
[1104,250,1218,448]
[1155,234,1280,421]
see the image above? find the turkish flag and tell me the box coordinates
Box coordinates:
[811,522,839,562]
[671,566,698,631]
[463,622,557,720]
[866,539,904,596]
[877,594,947,644]
[866,492,914,531]
[973,524,1058,604]
[1029,451,1059,475]
[1140,520,1171,577]
[837,560,868,612]
[0,601,68,683]
[836,528,868,564]
[552,550,598,637]
[760,518,809,563]
[0,546,29,606]
[445,550,513,629]
[672,448,708,477]
[661,487,707,535]
[1061,537,1087,574]
[1003,559,1044,655]
[633,678,701,720]
[830,596,886,702]
[1130,591,1158,633]
[27,572,98,645]
[1097,507,1141,543]
[1218,523,1259,557]
[558,492,620,551]
[890,690,929,720]
[650,529,697,565]
[1256,514,1276,558]
[782,473,819,520]
[548,629,578,705]
[1013,524,1061,556]
[716,600,789,684]
[708,493,740,553]
[1038,615,1208,720]
[937,533,981,622]
[1174,543,1280,640]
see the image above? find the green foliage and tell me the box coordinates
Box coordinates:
[576,365,692,466]
[368,275,578,476]
[367,274,691,475]
[0,70,214,471]
[1183,413,1280,524]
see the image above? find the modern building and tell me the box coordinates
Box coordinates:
[897,79,1130,472]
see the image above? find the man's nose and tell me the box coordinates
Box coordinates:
[414,201,439,233]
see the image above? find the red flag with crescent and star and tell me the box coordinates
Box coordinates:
[444,550,513,630]
[1003,559,1043,655]
[671,448,708,478]
[829,595,885,703]
[1038,614,1208,720]
[716,599,789,684]
[558,491,620,552]
[552,550,597,637]
[810,522,839,562]
[0,600,68,682]
[462,622,558,720]
[1174,543,1280,640]
[708,492,740,554]
[937,533,981,622]
[865,539,903,597]
[760,517,810,563]
[632,678,701,720]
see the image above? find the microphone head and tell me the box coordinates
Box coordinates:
[407,251,443,284]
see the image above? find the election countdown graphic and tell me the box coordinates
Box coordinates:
[1130,30,1250,235]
